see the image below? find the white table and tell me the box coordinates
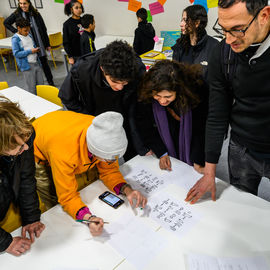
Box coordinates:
[1,155,270,270]
[0,31,59,49]
[0,86,61,119]
[95,35,134,50]
[0,36,12,49]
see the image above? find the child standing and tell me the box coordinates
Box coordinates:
[80,14,96,55]
[63,0,84,65]
[12,17,44,95]
[133,8,155,55]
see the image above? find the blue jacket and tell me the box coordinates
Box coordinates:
[12,33,36,71]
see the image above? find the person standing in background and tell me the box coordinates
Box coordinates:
[4,0,54,86]
[133,8,156,55]
[12,18,44,95]
[172,4,218,80]
[80,14,96,55]
[63,0,84,65]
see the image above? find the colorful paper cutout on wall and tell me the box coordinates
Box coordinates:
[160,30,180,47]
[118,0,129,2]
[158,0,167,5]
[194,0,208,12]
[149,2,164,15]
[128,0,142,12]
[147,10,153,22]
[207,0,218,8]
[189,0,195,3]
[54,0,64,3]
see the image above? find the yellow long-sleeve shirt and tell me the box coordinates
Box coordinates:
[33,111,126,219]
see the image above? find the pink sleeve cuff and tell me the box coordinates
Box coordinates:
[114,182,126,195]
[76,207,92,220]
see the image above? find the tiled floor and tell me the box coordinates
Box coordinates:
[0,59,269,202]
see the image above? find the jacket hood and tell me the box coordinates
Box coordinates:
[137,21,155,38]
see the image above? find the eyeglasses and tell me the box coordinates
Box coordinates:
[213,8,262,38]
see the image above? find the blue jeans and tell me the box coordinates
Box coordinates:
[228,139,270,195]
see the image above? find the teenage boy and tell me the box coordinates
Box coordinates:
[33,110,147,236]
[59,40,148,160]
[80,14,96,55]
[12,17,44,95]
[133,8,155,55]
[186,0,270,204]
[0,97,45,256]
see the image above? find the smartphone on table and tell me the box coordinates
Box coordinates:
[99,191,124,209]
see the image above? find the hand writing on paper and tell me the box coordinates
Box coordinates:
[159,155,172,171]
[22,221,45,243]
[6,236,32,256]
[185,163,216,204]
[123,185,147,208]
[84,214,104,236]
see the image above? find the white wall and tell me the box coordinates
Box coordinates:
[1,0,218,37]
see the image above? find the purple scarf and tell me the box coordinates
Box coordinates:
[152,100,193,166]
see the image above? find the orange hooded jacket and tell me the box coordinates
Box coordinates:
[33,111,126,219]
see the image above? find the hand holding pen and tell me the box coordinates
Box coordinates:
[78,215,105,236]
[76,219,109,225]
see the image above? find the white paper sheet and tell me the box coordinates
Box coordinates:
[121,166,170,196]
[186,253,270,270]
[148,192,201,238]
[104,214,167,269]
[166,159,201,191]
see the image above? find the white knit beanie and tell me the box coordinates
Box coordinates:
[86,112,128,160]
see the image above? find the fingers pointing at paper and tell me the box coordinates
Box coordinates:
[123,185,147,208]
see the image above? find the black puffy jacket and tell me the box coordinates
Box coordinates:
[0,133,41,252]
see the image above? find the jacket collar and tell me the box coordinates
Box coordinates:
[249,31,270,62]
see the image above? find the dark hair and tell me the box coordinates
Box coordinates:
[81,14,94,28]
[16,0,38,15]
[176,5,208,52]
[99,40,138,82]
[218,0,268,15]
[16,17,30,28]
[64,0,84,16]
[139,60,202,113]
[136,8,148,22]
